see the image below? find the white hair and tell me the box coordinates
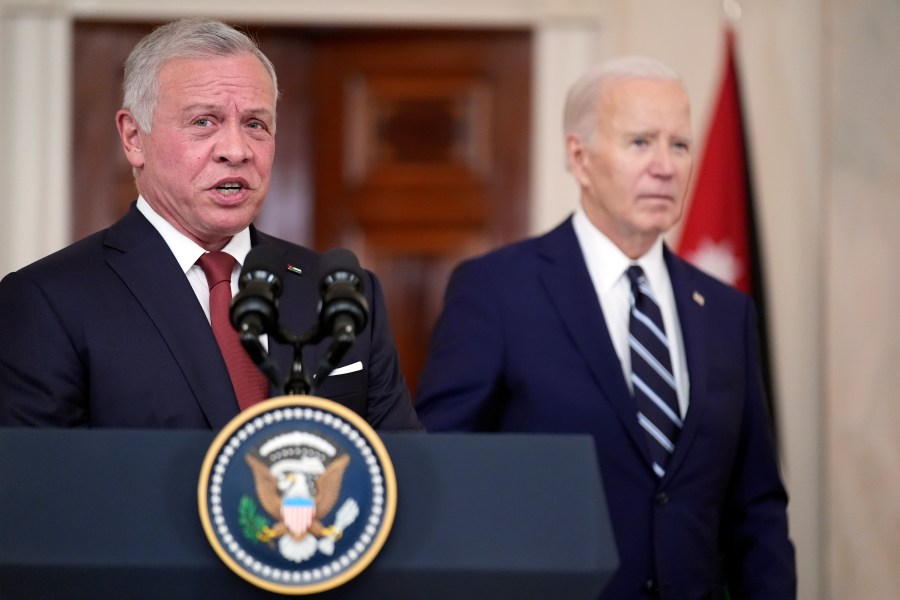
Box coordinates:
[563,56,684,156]
[122,17,279,133]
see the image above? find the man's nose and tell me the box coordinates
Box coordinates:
[216,123,252,164]
[649,146,676,177]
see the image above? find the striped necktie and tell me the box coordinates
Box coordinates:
[197,251,269,411]
[626,265,682,477]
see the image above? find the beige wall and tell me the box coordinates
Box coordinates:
[825,1,900,598]
[2,0,898,598]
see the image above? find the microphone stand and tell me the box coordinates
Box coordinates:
[237,330,282,390]
[233,247,367,399]
[262,324,346,397]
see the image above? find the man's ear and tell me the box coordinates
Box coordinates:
[565,133,590,186]
[116,109,145,169]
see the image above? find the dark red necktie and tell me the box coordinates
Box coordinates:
[197,251,269,410]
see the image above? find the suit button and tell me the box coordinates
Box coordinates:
[643,578,661,596]
[655,492,669,505]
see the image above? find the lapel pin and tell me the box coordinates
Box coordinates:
[286,264,303,276]
[692,291,705,306]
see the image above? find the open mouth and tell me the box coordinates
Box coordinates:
[216,182,244,195]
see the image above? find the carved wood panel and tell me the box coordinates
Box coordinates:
[311,29,531,393]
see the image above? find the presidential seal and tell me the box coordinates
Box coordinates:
[198,396,397,595]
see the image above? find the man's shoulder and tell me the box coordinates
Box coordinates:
[252,230,306,253]
[665,247,753,308]
[458,217,575,270]
[8,202,157,278]
[7,229,109,282]
[251,231,349,278]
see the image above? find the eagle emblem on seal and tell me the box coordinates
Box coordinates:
[242,431,360,563]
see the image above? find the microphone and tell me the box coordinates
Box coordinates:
[230,244,284,338]
[312,248,369,388]
[318,248,369,341]
[230,244,285,386]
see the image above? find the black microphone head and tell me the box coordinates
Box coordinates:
[318,248,368,334]
[319,248,364,293]
[240,244,285,295]
[231,244,285,334]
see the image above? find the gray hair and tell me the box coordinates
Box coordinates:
[122,17,279,132]
[563,56,683,153]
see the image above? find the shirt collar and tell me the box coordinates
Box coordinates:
[572,204,667,293]
[136,196,252,273]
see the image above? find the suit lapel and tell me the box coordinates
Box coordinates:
[103,205,239,428]
[661,247,711,479]
[536,220,653,463]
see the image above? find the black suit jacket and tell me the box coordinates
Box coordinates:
[0,204,421,431]
[415,217,796,598]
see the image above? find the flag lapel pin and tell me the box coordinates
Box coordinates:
[287,264,303,276]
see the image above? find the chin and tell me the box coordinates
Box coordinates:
[646,209,680,230]
[213,205,258,227]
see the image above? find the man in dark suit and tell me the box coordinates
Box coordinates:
[0,18,421,432]
[415,57,795,597]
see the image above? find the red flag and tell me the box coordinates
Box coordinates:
[677,27,777,426]
[678,28,753,293]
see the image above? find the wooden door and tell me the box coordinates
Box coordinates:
[72,23,531,395]
[309,29,531,393]
[72,22,153,237]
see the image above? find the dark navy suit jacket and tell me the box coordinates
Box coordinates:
[0,204,421,431]
[415,217,795,598]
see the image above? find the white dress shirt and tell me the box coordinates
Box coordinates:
[136,196,252,325]
[572,206,690,418]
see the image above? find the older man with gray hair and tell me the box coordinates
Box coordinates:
[416,56,796,598]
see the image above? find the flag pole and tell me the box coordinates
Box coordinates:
[676,2,781,444]
[723,0,742,23]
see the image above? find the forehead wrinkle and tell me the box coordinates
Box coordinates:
[181,102,272,117]
[623,128,692,142]
[160,58,275,108]
[175,102,275,132]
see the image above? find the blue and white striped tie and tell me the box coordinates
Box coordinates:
[626,265,682,478]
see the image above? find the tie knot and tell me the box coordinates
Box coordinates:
[626,265,645,288]
[197,251,236,289]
